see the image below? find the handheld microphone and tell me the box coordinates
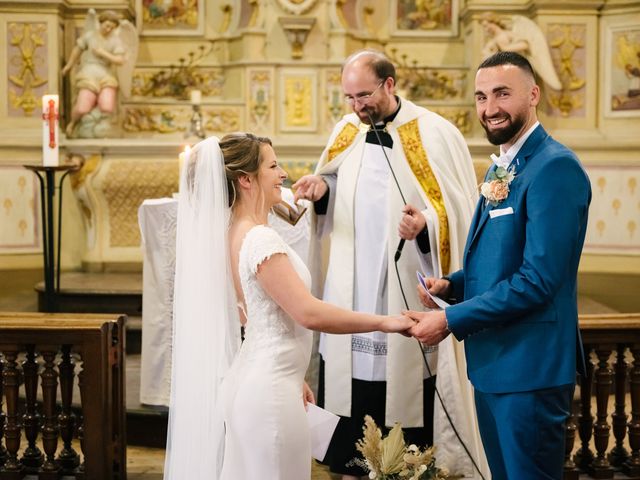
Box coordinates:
[394,239,405,262]
[365,110,407,263]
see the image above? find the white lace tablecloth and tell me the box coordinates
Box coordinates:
[138,192,310,406]
[138,198,178,406]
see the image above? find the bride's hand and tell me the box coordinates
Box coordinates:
[302,381,315,409]
[381,314,416,335]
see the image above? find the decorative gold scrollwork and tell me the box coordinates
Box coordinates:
[8,23,47,116]
[131,43,217,100]
[132,67,224,99]
[122,106,239,134]
[431,108,472,134]
[547,24,586,117]
[388,49,465,101]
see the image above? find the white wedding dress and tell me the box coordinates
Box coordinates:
[220,224,314,479]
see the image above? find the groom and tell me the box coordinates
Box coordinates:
[405,51,591,479]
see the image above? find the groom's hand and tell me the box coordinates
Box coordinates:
[403,309,450,345]
[417,277,451,309]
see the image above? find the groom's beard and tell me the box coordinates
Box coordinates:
[481,112,526,146]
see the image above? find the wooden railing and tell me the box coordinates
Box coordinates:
[565,313,640,480]
[0,313,126,480]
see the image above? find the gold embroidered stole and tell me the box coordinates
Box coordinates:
[397,119,451,274]
[327,123,359,163]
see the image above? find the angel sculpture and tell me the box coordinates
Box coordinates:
[480,13,562,91]
[62,9,138,138]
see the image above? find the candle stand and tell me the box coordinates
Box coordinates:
[23,164,79,312]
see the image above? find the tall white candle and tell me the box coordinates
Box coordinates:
[179,145,191,177]
[42,94,59,167]
[190,89,202,105]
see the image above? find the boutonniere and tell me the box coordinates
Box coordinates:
[480,166,516,207]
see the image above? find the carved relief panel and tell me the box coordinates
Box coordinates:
[246,67,274,134]
[323,69,346,133]
[546,23,587,118]
[7,22,48,117]
[279,69,317,133]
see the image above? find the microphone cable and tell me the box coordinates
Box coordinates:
[365,110,486,480]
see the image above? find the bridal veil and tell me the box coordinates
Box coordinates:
[163,136,241,479]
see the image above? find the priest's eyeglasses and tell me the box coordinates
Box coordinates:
[344,81,385,106]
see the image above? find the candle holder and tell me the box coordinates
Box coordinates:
[23,161,81,312]
[186,104,206,140]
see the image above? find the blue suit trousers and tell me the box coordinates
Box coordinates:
[474,384,574,480]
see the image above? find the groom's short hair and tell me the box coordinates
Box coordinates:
[478,51,536,83]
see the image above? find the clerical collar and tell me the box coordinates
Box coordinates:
[371,96,401,130]
[365,97,400,148]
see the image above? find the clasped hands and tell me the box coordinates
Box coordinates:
[292,177,450,346]
[397,276,453,346]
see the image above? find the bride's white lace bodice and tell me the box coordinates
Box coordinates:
[238,224,312,355]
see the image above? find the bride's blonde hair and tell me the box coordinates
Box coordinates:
[219,132,272,208]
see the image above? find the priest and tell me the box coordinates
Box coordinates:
[294,49,488,479]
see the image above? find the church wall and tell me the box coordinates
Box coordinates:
[0,0,638,309]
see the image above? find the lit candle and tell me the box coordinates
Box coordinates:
[42,94,59,167]
[179,145,191,176]
[190,89,202,105]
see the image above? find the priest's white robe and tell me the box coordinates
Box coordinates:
[310,98,489,477]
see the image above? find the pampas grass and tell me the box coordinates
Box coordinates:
[353,415,457,480]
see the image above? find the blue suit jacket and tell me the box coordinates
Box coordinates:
[446,125,591,394]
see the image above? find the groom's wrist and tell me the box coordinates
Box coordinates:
[442,310,451,334]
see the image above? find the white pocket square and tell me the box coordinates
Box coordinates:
[489,207,514,219]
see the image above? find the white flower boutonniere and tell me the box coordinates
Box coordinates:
[480,166,516,207]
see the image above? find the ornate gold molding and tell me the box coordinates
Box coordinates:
[248,0,260,28]
[219,4,233,33]
[278,17,316,59]
[284,76,312,127]
[431,108,472,134]
[363,5,376,36]
[248,69,273,132]
[280,160,315,184]
[122,106,240,134]
[388,49,466,101]
[7,23,47,116]
[132,67,224,98]
[547,24,586,117]
[325,71,345,129]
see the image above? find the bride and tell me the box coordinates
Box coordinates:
[163,133,414,479]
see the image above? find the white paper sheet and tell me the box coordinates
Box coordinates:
[416,271,450,310]
[306,403,340,461]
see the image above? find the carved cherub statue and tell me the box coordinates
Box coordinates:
[62,9,138,138]
[480,13,562,91]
